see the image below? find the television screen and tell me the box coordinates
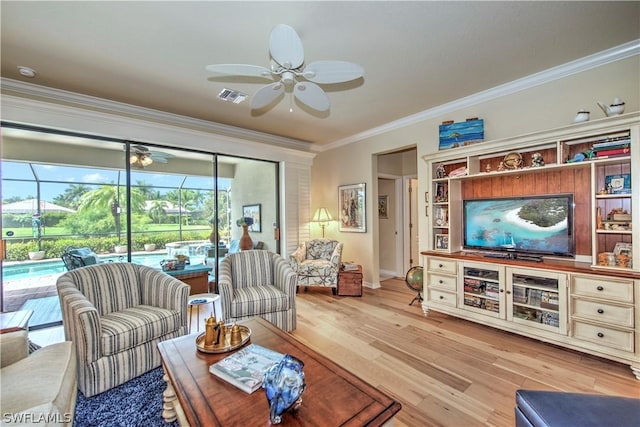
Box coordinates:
[463,195,574,257]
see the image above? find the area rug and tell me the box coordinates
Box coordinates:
[74,367,178,427]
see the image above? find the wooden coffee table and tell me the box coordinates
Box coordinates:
[158,317,401,426]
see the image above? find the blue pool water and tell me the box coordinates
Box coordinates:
[3,253,206,281]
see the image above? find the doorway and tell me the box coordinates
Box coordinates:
[376,147,418,280]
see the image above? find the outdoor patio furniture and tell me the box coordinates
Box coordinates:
[61,246,101,271]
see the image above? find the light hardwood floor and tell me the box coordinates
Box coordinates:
[30,278,639,426]
[291,278,639,427]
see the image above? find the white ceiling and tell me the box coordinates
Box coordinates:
[1,1,639,148]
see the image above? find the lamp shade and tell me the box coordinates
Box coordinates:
[312,207,332,223]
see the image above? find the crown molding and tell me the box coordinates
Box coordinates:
[318,39,640,152]
[0,78,313,152]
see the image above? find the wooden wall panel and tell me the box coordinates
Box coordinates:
[460,167,592,256]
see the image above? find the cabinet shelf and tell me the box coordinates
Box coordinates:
[595,194,632,199]
[513,301,559,313]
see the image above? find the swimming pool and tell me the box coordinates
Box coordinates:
[3,253,206,281]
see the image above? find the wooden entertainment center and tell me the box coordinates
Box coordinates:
[421,113,639,379]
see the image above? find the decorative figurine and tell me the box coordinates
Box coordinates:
[597,97,625,117]
[485,163,492,172]
[497,161,506,171]
[573,110,590,123]
[566,148,594,163]
[204,315,217,347]
[530,152,545,167]
[435,163,447,179]
[264,354,306,424]
[502,152,523,169]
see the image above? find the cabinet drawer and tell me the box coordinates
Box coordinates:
[571,275,633,303]
[427,257,457,275]
[428,289,456,307]
[427,273,456,291]
[572,320,634,353]
[571,298,634,328]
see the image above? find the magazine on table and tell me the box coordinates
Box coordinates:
[209,344,284,393]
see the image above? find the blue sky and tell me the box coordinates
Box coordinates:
[2,162,228,202]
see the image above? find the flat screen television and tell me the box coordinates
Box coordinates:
[463,194,575,258]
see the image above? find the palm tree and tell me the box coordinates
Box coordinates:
[79,184,146,239]
[148,200,168,224]
[53,184,91,210]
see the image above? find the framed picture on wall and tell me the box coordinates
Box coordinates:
[339,183,366,232]
[242,204,261,232]
[378,195,389,219]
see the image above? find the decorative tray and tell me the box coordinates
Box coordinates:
[195,324,251,354]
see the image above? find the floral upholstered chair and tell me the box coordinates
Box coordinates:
[288,239,343,294]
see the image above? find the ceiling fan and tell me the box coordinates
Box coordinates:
[129,145,174,168]
[206,24,364,113]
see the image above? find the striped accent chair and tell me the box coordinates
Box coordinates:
[56,262,189,397]
[218,250,297,332]
[288,239,343,293]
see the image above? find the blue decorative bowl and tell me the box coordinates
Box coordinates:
[263,354,306,424]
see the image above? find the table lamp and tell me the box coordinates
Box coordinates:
[311,207,333,238]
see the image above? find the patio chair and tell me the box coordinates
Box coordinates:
[61,246,101,271]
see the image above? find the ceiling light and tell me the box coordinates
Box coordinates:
[17,66,36,78]
[217,88,247,104]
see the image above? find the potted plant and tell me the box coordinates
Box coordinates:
[114,245,128,254]
[28,250,46,260]
[144,243,156,252]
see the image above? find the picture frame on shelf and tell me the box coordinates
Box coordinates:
[613,242,632,257]
[338,183,366,233]
[605,173,631,194]
[378,195,389,219]
[433,206,448,227]
[435,182,448,202]
[435,234,449,250]
[242,204,261,232]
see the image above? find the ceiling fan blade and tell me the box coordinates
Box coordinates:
[294,82,330,112]
[269,24,304,69]
[303,60,364,84]
[150,157,169,164]
[206,64,272,79]
[251,82,284,109]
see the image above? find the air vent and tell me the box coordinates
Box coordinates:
[217,88,247,104]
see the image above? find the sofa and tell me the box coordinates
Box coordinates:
[0,330,77,426]
[56,262,190,396]
[288,239,343,292]
[515,389,640,427]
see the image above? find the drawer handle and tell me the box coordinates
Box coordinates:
[500,289,504,293]
[439,280,444,284]
[438,264,444,268]
[439,295,444,300]
[596,286,604,291]
[597,332,604,338]
[597,308,604,314]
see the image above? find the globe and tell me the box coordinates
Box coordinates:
[405,266,424,305]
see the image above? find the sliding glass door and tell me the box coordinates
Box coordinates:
[0,123,280,325]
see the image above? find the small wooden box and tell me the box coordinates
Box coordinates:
[338,265,363,297]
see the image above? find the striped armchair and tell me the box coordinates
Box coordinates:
[56,262,189,397]
[218,250,297,332]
